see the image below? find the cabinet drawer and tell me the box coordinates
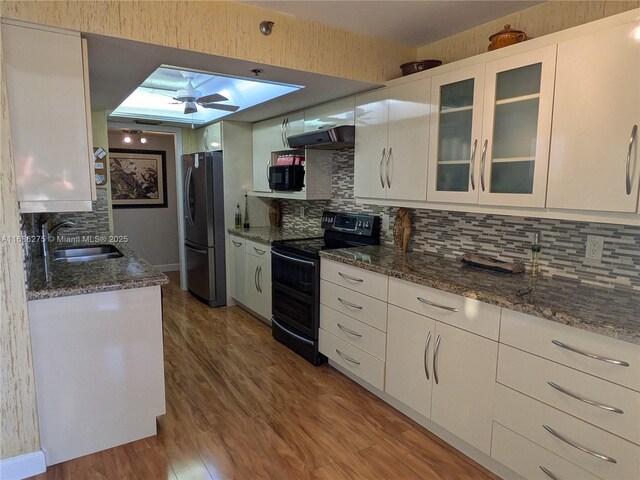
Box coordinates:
[500,309,640,392]
[245,239,271,258]
[388,277,500,340]
[498,344,640,445]
[320,305,386,360]
[320,259,388,300]
[319,328,385,390]
[492,422,600,480]
[495,384,640,480]
[320,280,387,332]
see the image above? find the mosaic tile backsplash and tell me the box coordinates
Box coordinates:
[281,149,640,291]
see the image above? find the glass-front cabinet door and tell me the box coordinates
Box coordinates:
[427,65,485,203]
[478,45,557,207]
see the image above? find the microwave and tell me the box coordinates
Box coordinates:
[269,165,305,191]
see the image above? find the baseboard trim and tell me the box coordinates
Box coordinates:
[154,263,180,272]
[0,450,46,480]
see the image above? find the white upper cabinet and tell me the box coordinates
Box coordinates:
[478,46,557,207]
[3,20,95,213]
[547,21,640,213]
[427,65,486,204]
[354,79,431,201]
[426,46,556,208]
[252,112,304,192]
[304,97,355,132]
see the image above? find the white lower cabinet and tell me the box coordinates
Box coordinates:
[229,234,246,304]
[28,286,165,466]
[385,305,497,454]
[244,252,271,320]
[491,422,601,480]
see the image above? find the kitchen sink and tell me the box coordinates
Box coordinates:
[53,245,123,263]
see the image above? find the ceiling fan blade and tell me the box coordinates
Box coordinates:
[197,93,227,104]
[200,103,240,112]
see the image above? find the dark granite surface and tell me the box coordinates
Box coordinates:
[227,227,323,245]
[27,243,168,301]
[320,246,640,346]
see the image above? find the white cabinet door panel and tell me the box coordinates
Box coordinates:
[229,235,246,304]
[547,21,640,212]
[385,305,435,418]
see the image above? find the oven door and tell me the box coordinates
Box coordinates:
[271,249,319,338]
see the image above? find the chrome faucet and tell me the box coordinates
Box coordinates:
[41,220,75,260]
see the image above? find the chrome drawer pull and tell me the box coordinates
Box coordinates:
[338,297,363,310]
[423,331,432,380]
[253,246,267,255]
[337,323,362,338]
[232,240,243,247]
[626,124,637,195]
[539,465,558,480]
[417,296,458,312]
[542,425,617,464]
[551,340,630,367]
[548,381,624,414]
[433,334,441,385]
[336,349,360,365]
[338,272,364,283]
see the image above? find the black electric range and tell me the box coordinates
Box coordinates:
[270,211,380,364]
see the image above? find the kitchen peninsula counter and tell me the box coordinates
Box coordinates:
[26,243,168,301]
[228,226,323,245]
[320,246,640,345]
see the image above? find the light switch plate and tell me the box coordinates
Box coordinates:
[381,213,390,230]
[299,205,305,218]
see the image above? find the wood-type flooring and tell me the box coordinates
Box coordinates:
[31,272,500,479]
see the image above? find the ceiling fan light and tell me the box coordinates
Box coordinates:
[123,135,132,144]
[140,136,148,144]
[184,101,198,114]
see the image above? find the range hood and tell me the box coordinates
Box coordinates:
[287,125,355,150]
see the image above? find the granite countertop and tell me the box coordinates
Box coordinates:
[227,226,323,245]
[320,246,640,346]
[27,243,168,301]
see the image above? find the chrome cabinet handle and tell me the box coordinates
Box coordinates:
[542,425,617,464]
[469,138,478,191]
[423,331,432,381]
[281,118,287,147]
[539,465,558,480]
[337,323,362,338]
[266,161,270,185]
[626,124,637,195]
[257,265,262,293]
[254,265,259,292]
[386,147,392,188]
[253,246,267,255]
[433,335,441,385]
[336,349,360,365]
[548,381,624,414]
[232,240,243,247]
[551,339,630,367]
[338,297,363,310]
[417,296,458,312]
[379,148,386,188]
[338,272,363,283]
[480,139,488,192]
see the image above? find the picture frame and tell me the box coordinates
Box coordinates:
[108,148,168,208]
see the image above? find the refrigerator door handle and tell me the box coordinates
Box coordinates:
[184,166,195,227]
[185,244,207,255]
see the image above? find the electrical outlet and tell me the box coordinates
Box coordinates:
[585,235,604,261]
[299,205,305,218]
[381,213,390,230]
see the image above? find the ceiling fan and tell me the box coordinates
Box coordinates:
[170,71,239,115]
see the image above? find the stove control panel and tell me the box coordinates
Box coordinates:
[321,211,380,237]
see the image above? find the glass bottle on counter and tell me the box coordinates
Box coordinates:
[234,204,242,229]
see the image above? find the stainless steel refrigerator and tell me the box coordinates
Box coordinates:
[183,151,226,307]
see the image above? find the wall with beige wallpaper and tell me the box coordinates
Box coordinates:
[417,0,640,63]
[0,23,40,461]
[0,0,415,84]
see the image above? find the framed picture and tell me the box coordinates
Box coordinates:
[109,149,168,208]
